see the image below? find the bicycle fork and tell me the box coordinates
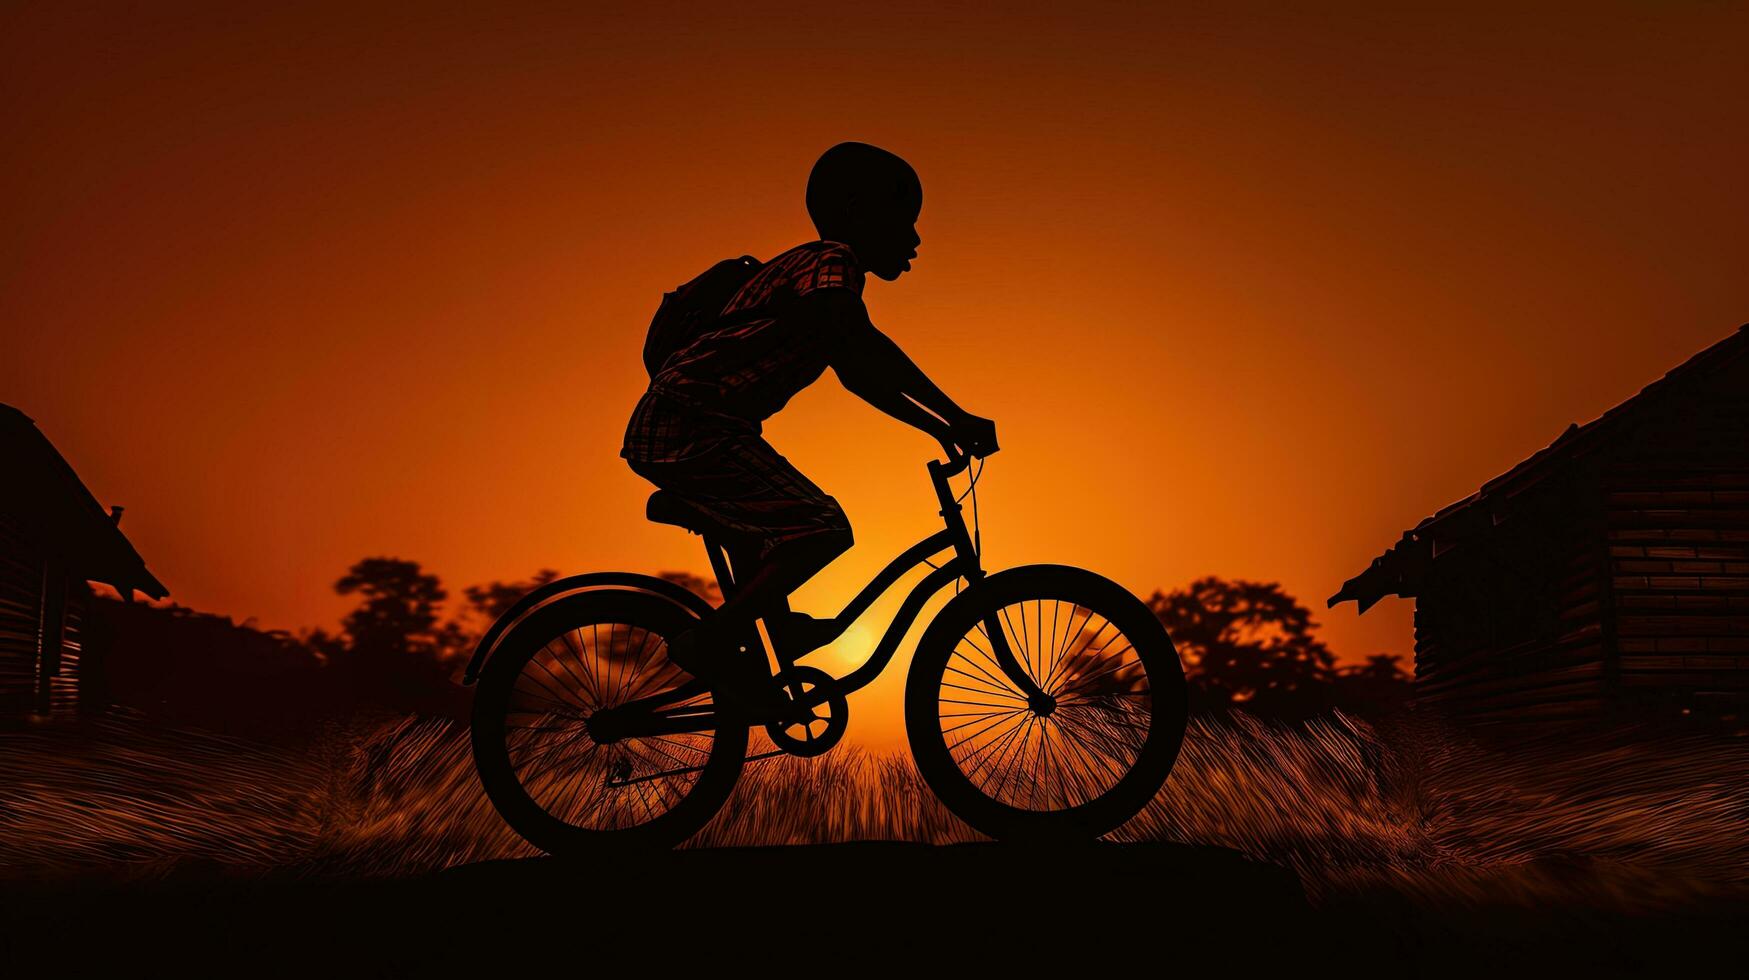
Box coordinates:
[981,611,1053,708]
[929,456,1051,709]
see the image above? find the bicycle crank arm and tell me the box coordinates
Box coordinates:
[982,614,1048,700]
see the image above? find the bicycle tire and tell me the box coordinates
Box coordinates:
[470,589,748,854]
[904,564,1188,843]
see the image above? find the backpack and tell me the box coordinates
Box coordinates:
[642,254,765,377]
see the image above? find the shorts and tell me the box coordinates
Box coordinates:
[627,432,851,562]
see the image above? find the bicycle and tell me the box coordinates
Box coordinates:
[464,449,1188,853]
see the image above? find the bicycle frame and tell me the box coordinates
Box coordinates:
[606,453,1046,737]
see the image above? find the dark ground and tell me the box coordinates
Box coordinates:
[4,842,1745,978]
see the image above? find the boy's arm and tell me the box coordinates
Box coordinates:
[806,289,996,455]
[835,351,954,448]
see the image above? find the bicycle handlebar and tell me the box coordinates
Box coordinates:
[928,443,996,481]
[929,454,970,480]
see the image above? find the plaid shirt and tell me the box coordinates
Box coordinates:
[622,240,865,464]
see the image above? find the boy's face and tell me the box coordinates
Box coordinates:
[845,186,922,282]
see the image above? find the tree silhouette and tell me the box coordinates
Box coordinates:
[330,557,466,714]
[1333,653,1413,714]
[1350,653,1410,682]
[461,568,562,626]
[1147,576,1337,718]
[338,558,448,655]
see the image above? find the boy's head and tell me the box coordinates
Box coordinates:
[806,142,922,282]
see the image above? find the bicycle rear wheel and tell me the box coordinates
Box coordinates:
[905,564,1188,843]
[470,590,748,854]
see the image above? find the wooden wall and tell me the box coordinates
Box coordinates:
[1604,360,1749,717]
[1409,475,1611,725]
[0,512,42,715]
[1411,351,1749,726]
[0,510,92,719]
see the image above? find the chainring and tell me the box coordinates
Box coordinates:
[764,665,849,758]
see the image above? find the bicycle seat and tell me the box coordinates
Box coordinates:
[646,491,730,537]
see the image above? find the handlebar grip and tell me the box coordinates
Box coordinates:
[929,451,972,478]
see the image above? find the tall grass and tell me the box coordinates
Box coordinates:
[3,710,1745,912]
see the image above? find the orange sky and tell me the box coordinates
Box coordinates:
[5,3,1746,749]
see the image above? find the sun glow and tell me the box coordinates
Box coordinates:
[816,620,880,675]
[6,5,1746,753]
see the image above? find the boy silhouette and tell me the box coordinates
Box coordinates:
[622,141,996,716]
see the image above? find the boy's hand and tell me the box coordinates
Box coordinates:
[943,413,999,459]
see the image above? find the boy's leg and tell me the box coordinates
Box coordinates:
[653,433,851,706]
[686,529,852,661]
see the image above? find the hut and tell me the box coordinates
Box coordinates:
[1,404,167,719]
[1329,325,1749,726]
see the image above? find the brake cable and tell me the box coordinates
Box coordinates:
[928,456,985,594]
[958,456,984,563]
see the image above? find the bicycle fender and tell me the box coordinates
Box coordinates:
[461,572,716,685]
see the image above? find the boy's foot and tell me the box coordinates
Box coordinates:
[663,626,712,681]
[716,664,800,722]
[665,626,795,720]
[774,611,838,656]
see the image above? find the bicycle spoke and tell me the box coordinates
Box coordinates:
[1054,645,1140,697]
[1052,726,1117,808]
[940,679,1026,702]
[621,740,698,793]
[945,707,1028,756]
[530,744,606,816]
[930,592,1168,816]
[1044,724,1117,804]
[559,628,601,705]
[940,695,1029,710]
[603,623,628,709]
[647,733,713,761]
[952,636,1016,693]
[1041,614,1115,694]
[1042,607,1106,693]
[1053,704,1144,778]
[492,610,732,836]
[633,734,703,772]
[1046,600,1063,687]
[986,714,1039,801]
[506,688,585,717]
[590,623,603,700]
[944,662,1020,699]
[941,706,1026,736]
[960,712,1031,786]
[523,653,589,711]
[1027,600,1042,684]
[616,628,673,702]
[1037,716,1062,809]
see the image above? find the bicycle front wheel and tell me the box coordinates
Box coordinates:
[470,589,748,855]
[904,564,1188,843]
